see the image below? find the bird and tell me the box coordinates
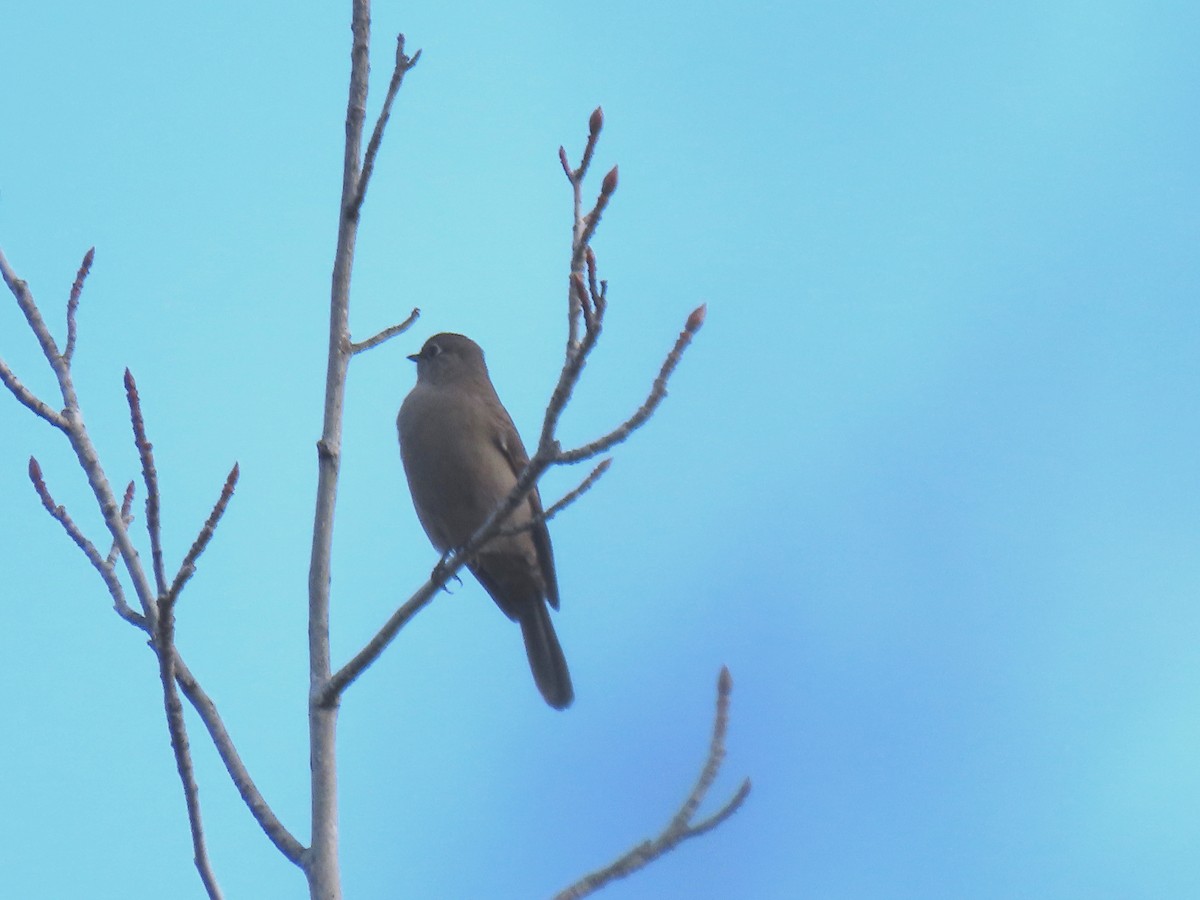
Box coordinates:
[397,332,574,709]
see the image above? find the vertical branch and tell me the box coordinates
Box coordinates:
[310,1,379,895]
[308,0,418,891]
[303,0,367,889]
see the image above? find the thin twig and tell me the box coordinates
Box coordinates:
[552,668,751,900]
[0,357,67,429]
[561,108,604,353]
[0,247,69,388]
[575,165,618,255]
[125,369,167,598]
[571,272,596,336]
[107,481,137,567]
[558,304,705,464]
[64,247,94,365]
[584,247,607,329]
[349,33,422,218]
[492,459,611,539]
[28,457,146,629]
[167,464,239,604]
[350,307,421,354]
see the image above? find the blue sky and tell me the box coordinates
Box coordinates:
[3,1,1200,898]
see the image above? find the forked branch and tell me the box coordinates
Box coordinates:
[3,247,302,888]
[553,668,751,900]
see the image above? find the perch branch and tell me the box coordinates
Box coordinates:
[321,572,451,703]
[492,458,612,539]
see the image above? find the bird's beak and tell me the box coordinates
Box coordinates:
[406,352,420,362]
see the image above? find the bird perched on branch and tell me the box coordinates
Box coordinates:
[397,333,574,710]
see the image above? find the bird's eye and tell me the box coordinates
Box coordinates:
[426,342,441,358]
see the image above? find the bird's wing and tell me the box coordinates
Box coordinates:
[490,403,561,610]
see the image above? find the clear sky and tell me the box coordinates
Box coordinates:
[3,1,1200,898]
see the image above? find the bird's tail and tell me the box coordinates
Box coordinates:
[519,603,574,710]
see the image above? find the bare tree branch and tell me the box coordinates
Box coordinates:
[106,480,137,567]
[5,248,303,885]
[576,165,618,255]
[167,463,239,604]
[27,456,145,629]
[552,668,751,900]
[125,369,168,598]
[1,248,63,365]
[325,456,607,700]
[0,357,67,429]
[349,33,422,218]
[559,304,706,464]
[64,247,94,365]
[172,651,308,865]
[562,107,604,353]
[492,458,612,540]
[350,307,421,354]
[320,574,448,703]
[156,598,223,899]
[306,7,423,896]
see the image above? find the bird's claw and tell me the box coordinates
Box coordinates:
[432,551,464,593]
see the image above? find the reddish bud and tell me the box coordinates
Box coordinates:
[589,106,604,136]
[686,303,707,333]
[601,164,618,196]
[718,665,733,694]
[558,145,572,178]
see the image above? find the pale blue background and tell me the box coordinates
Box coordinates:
[3,1,1200,898]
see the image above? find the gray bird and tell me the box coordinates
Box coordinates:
[397,333,574,709]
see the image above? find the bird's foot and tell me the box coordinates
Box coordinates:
[432,551,464,593]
